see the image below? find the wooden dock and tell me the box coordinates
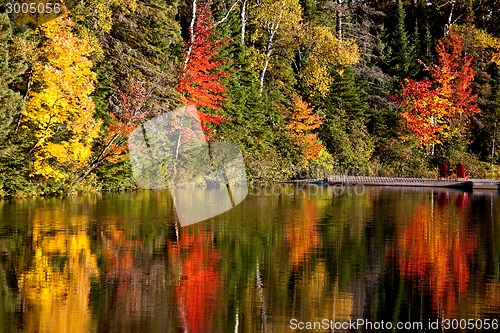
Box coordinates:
[280,178,328,185]
[467,179,500,190]
[327,175,500,191]
[280,176,499,191]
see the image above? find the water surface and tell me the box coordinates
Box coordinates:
[0,186,499,332]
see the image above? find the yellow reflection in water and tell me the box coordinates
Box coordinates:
[267,262,354,332]
[18,208,98,333]
[299,262,354,322]
[465,281,500,317]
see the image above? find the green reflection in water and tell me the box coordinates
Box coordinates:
[0,186,499,332]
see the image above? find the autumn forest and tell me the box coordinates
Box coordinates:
[1,0,500,197]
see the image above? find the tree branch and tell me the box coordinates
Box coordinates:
[214,0,241,27]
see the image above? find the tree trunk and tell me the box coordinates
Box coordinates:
[259,28,277,92]
[241,0,247,45]
[444,1,455,36]
[183,0,197,71]
[336,0,343,40]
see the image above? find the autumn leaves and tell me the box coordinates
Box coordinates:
[176,0,360,170]
[394,30,480,148]
[12,0,485,191]
[25,17,100,183]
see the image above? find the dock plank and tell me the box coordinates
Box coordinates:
[326,175,492,190]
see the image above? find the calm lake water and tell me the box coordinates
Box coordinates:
[1,185,499,332]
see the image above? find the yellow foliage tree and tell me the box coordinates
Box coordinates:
[452,24,500,65]
[249,0,359,96]
[250,0,303,91]
[24,16,101,183]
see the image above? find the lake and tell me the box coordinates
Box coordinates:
[1,185,499,332]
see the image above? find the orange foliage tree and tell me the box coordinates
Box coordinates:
[394,30,480,147]
[286,94,324,161]
[176,0,229,137]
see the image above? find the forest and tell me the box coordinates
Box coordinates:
[1,0,500,197]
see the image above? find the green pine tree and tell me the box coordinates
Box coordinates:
[413,0,434,68]
[218,48,293,183]
[318,69,373,172]
[0,14,26,147]
[383,0,415,81]
[0,13,29,197]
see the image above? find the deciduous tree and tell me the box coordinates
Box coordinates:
[250,0,303,91]
[298,25,359,97]
[395,30,480,148]
[286,94,324,161]
[78,78,152,182]
[177,0,229,135]
[24,16,101,185]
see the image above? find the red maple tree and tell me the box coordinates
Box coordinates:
[176,0,229,137]
[397,78,451,147]
[394,30,480,147]
[425,31,479,118]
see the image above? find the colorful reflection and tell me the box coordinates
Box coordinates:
[296,262,354,321]
[102,226,143,318]
[171,231,220,332]
[18,209,98,333]
[398,192,477,316]
[286,196,321,268]
[1,189,499,332]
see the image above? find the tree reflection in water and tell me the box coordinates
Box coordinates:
[18,209,98,333]
[286,196,321,268]
[398,191,476,317]
[102,226,143,318]
[170,231,220,333]
[1,189,499,332]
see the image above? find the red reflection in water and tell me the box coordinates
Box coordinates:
[398,192,476,316]
[170,232,220,332]
[102,227,143,315]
